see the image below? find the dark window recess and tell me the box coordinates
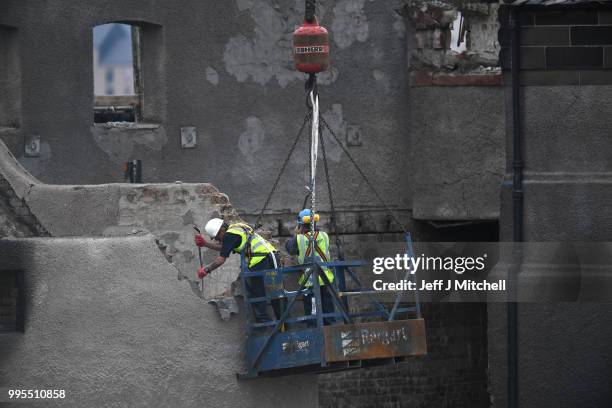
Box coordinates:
[534,10,598,26]
[521,27,569,46]
[94,106,135,123]
[0,270,24,333]
[546,47,603,70]
[571,26,612,46]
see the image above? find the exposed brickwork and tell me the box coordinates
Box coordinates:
[403,1,502,87]
[319,303,489,408]
[0,174,49,238]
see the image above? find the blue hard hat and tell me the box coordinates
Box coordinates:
[297,209,319,225]
[297,209,312,224]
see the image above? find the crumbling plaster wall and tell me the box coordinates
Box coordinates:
[0,0,412,226]
[0,236,318,408]
[404,0,501,74]
[0,137,240,303]
[0,135,318,407]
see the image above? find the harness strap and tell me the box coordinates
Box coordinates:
[314,242,328,261]
[304,231,328,261]
[305,230,319,257]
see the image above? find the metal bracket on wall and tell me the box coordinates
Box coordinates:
[346,125,362,147]
[24,135,40,157]
[181,127,197,149]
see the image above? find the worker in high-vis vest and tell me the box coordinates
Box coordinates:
[285,209,335,326]
[195,218,282,323]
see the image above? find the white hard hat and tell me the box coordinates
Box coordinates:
[205,218,224,239]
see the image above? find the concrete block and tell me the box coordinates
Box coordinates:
[535,10,598,26]
[546,46,603,70]
[520,70,580,86]
[521,26,570,46]
[572,25,612,45]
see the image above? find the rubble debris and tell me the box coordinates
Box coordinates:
[208,295,240,321]
[400,0,501,76]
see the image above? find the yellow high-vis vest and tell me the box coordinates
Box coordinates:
[297,230,335,286]
[227,223,276,268]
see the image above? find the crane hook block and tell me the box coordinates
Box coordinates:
[293,17,330,74]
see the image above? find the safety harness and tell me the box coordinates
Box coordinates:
[305,230,328,262]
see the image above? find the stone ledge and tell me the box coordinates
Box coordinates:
[92,122,161,130]
[411,71,503,87]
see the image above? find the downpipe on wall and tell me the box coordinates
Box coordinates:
[509,7,523,408]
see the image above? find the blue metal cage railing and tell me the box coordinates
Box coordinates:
[237,233,427,379]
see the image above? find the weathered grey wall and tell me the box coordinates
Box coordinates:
[0,24,20,129]
[0,0,410,222]
[403,0,506,221]
[0,236,318,408]
[410,86,505,220]
[489,83,612,408]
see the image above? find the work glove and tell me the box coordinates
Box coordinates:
[194,234,206,247]
[197,266,208,279]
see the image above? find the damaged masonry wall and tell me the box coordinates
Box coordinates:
[0,138,242,315]
[402,0,506,220]
[404,0,501,76]
[0,140,319,407]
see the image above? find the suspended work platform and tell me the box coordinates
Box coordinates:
[238,237,427,379]
[240,0,427,375]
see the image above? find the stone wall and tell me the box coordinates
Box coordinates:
[490,4,612,408]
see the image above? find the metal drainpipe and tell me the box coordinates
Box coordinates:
[509,7,522,408]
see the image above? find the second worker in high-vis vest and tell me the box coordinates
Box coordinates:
[285,209,335,326]
[195,218,282,323]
